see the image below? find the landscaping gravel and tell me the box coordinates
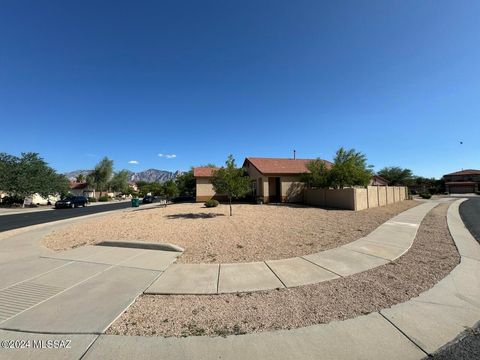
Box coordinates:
[107,203,460,337]
[43,201,418,263]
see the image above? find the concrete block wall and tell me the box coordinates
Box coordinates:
[304,186,408,211]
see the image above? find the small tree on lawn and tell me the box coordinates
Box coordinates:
[211,155,251,216]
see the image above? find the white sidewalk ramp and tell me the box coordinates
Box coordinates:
[1,266,160,333]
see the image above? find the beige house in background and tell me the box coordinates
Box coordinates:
[194,157,332,203]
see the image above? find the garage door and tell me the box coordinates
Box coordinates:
[450,185,475,194]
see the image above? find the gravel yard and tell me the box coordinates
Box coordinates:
[43,201,418,263]
[107,202,460,337]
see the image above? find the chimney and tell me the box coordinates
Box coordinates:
[293,150,296,160]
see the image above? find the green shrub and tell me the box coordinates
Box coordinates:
[204,199,219,208]
[98,196,109,202]
[88,197,97,202]
[419,192,432,199]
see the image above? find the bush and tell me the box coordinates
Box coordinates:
[419,192,432,199]
[88,197,97,202]
[204,199,219,208]
[98,196,109,202]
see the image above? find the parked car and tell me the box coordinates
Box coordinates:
[55,196,88,209]
[142,195,155,204]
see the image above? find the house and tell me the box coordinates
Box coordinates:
[193,157,332,203]
[69,182,95,198]
[243,157,332,203]
[369,175,389,186]
[443,169,480,194]
[193,167,228,202]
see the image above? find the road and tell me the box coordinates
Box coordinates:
[426,197,480,360]
[0,201,132,232]
[460,197,480,243]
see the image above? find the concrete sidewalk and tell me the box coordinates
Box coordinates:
[146,201,440,295]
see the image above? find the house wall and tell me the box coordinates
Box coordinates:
[196,178,215,202]
[304,186,408,211]
[195,177,228,202]
[280,176,304,203]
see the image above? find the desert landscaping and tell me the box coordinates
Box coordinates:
[43,200,419,263]
[107,203,459,337]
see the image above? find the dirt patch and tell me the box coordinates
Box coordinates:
[43,201,418,263]
[107,202,460,337]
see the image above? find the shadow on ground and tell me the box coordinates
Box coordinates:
[165,213,225,219]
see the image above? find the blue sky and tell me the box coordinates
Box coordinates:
[1,1,478,178]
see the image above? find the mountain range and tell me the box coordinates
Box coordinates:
[64,169,182,183]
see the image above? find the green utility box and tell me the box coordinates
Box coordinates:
[131,198,140,207]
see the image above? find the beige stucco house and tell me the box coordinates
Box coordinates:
[194,157,332,203]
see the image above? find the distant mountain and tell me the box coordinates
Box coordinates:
[65,169,182,183]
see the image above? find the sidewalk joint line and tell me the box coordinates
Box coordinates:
[378,311,429,356]
[264,261,287,288]
[300,256,344,278]
[79,334,101,360]
[216,264,221,293]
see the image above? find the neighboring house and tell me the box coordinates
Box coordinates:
[128,182,138,192]
[24,194,60,206]
[443,169,480,194]
[369,175,389,186]
[193,157,332,203]
[193,167,228,202]
[69,182,95,198]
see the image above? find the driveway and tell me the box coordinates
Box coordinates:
[0,201,133,232]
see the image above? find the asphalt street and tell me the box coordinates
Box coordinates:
[0,201,132,232]
[425,197,480,360]
[460,197,480,244]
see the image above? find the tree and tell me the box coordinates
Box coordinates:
[0,152,69,205]
[87,157,113,197]
[377,166,413,186]
[211,155,251,216]
[138,182,163,197]
[109,170,130,193]
[301,158,331,188]
[175,169,196,197]
[329,147,373,189]
[163,179,179,201]
[76,173,85,183]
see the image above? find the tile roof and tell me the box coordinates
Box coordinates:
[69,182,88,190]
[193,167,219,177]
[244,157,332,175]
[444,169,480,176]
